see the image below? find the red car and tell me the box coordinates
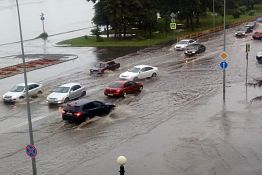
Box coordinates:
[104,80,143,98]
[252,31,262,40]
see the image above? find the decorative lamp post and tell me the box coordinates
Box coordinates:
[40,12,45,33]
[116,156,127,175]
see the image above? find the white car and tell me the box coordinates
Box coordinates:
[46,83,86,104]
[2,83,42,102]
[174,39,196,50]
[119,65,159,81]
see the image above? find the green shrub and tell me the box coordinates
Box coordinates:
[248,10,255,16]
[232,10,241,18]
[238,6,247,14]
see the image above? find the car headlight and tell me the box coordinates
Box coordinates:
[192,51,196,54]
[242,33,245,35]
[185,51,188,53]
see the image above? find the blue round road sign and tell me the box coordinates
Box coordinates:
[220,61,228,69]
[41,16,45,21]
[25,144,37,158]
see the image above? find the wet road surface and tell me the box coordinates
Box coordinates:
[0,24,262,175]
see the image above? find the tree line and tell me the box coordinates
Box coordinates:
[87,0,261,39]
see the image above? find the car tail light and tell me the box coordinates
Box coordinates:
[74,112,82,117]
[116,89,121,93]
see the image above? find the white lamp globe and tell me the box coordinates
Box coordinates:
[116,156,127,165]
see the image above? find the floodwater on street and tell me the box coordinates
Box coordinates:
[0,3,262,174]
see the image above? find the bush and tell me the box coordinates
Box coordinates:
[232,10,241,18]
[238,6,247,14]
[248,10,255,16]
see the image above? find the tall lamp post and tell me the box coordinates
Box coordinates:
[15,0,37,174]
[40,12,45,33]
[117,156,127,175]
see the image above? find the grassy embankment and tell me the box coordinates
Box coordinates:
[58,6,262,47]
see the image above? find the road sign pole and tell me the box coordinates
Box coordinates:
[223,68,226,104]
[15,0,37,174]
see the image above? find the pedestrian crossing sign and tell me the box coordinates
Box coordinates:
[170,23,176,30]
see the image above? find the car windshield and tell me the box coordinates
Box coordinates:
[186,45,199,50]
[10,85,25,92]
[128,67,141,73]
[54,87,70,93]
[237,28,246,32]
[178,40,188,44]
[108,82,123,88]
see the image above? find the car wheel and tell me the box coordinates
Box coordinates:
[81,91,86,97]
[133,77,138,81]
[37,90,43,94]
[123,92,127,98]
[151,73,157,78]
[64,97,70,103]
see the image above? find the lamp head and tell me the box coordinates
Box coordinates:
[116,156,127,166]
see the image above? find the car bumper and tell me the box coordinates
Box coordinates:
[3,98,16,102]
[62,114,85,122]
[47,99,63,104]
[104,92,122,97]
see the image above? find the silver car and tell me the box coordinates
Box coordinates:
[2,83,42,103]
[46,83,86,104]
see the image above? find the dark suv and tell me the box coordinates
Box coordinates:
[62,99,115,123]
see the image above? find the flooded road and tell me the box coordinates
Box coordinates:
[0,23,262,175]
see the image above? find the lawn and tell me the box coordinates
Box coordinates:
[58,8,262,47]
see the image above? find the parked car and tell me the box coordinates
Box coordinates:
[235,27,252,37]
[174,39,196,50]
[62,99,115,123]
[184,43,206,56]
[256,51,262,64]
[46,83,86,104]
[90,61,120,74]
[119,65,158,81]
[252,31,262,40]
[104,80,143,98]
[2,83,42,103]
[245,21,256,29]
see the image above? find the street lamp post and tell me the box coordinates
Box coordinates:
[15,0,37,174]
[40,12,45,33]
[117,156,127,175]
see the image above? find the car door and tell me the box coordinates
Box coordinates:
[69,86,77,99]
[145,67,154,77]
[128,81,139,93]
[123,81,134,94]
[28,84,36,96]
[84,101,103,117]
[73,85,82,98]
[139,67,147,79]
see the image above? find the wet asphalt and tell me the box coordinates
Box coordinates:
[0,24,262,175]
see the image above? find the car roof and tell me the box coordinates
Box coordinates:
[110,80,128,84]
[68,99,95,106]
[180,39,193,42]
[134,65,154,68]
[15,83,39,86]
[60,83,81,87]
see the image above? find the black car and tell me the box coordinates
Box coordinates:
[245,22,256,30]
[62,99,115,123]
[256,51,262,64]
[184,43,206,56]
[235,27,252,37]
